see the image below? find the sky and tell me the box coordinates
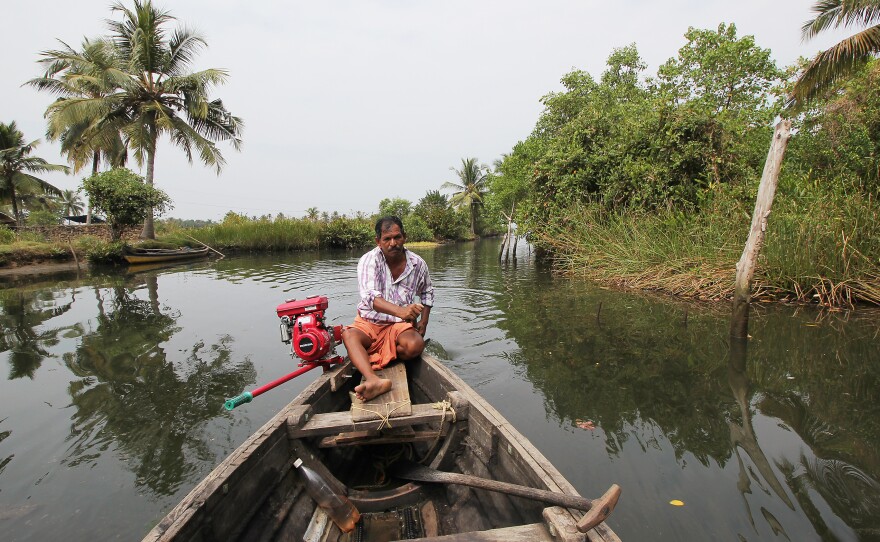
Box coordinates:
[3,1,854,221]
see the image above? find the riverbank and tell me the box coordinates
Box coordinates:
[536,196,880,308]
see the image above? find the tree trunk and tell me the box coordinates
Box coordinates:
[731,119,791,339]
[8,178,20,226]
[499,202,515,262]
[140,139,157,240]
[469,202,476,236]
[86,151,100,225]
[498,230,508,261]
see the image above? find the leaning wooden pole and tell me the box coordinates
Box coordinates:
[731,119,792,339]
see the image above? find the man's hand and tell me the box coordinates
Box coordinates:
[397,303,424,323]
[416,319,429,337]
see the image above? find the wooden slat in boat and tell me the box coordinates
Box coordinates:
[142,354,622,542]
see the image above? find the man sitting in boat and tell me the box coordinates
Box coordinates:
[342,216,434,401]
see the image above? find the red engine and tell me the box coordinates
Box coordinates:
[276,296,343,363]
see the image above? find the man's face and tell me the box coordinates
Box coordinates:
[377,223,406,259]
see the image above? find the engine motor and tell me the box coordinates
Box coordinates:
[276,295,343,363]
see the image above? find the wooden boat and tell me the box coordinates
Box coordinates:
[123,246,210,264]
[143,354,622,542]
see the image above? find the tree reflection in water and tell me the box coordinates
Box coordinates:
[0,286,78,379]
[62,274,255,496]
[491,268,880,540]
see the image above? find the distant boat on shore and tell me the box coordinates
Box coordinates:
[123,246,210,264]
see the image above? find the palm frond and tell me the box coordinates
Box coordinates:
[790,24,880,106]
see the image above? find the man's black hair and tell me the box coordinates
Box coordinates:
[375,216,405,239]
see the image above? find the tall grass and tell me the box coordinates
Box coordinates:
[539,192,880,307]
[160,217,324,251]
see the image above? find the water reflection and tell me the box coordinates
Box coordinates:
[59,273,256,495]
[491,264,880,539]
[0,287,76,379]
[728,338,794,540]
[2,244,880,541]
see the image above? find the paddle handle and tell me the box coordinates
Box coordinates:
[395,465,620,532]
[425,469,620,527]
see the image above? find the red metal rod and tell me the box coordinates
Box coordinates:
[250,362,323,398]
[224,356,344,410]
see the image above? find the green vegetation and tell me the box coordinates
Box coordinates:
[29,0,243,239]
[483,23,880,307]
[790,0,880,107]
[83,168,171,241]
[8,3,880,308]
[442,158,490,236]
[0,190,472,269]
[0,121,68,226]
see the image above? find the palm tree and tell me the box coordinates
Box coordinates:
[27,37,128,225]
[109,0,242,238]
[790,0,880,107]
[44,0,243,239]
[0,122,69,226]
[57,189,85,218]
[441,157,489,235]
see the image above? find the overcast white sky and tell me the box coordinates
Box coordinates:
[4,1,852,220]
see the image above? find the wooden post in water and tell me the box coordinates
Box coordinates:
[731,119,792,339]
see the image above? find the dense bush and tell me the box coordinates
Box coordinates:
[321,217,373,248]
[83,168,171,241]
[26,209,60,226]
[0,226,14,244]
[400,214,433,242]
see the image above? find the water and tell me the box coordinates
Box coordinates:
[1,239,878,541]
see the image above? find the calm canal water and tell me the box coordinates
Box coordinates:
[1,239,878,541]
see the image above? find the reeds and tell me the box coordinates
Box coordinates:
[161,217,323,252]
[539,195,880,307]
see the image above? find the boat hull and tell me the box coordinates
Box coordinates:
[123,247,209,264]
[143,354,621,542]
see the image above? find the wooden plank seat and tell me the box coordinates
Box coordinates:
[287,399,464,439]
[288,359,468,447]
[350,362,413,422]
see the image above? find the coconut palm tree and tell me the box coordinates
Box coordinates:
[109,0,242,238]
[0,122,68,226]
[790,0,880,107]
[57,189,85,218]
[44,0,243,239]
[441,157,489,235]
[27,37,128,224]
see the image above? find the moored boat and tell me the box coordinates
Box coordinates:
[143,354,622,542]
[123,246,210,264]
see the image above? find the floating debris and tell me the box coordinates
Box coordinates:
[575,419,595,430]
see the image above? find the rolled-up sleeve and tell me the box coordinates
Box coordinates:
[417,265,434,307]
[357,251,383,310]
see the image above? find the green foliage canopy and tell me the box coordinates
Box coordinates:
[83,168,170,241]
[493,25,785,239]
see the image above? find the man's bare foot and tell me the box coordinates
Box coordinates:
[354,377,392,401]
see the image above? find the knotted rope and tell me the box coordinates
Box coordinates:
[416,399,458,463]
[350,399,411,431]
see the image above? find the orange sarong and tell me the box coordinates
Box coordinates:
[348,316,415,369]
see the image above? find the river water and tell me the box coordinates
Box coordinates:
[0,239,878,541]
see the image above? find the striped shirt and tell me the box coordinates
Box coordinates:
[356,246,435,324]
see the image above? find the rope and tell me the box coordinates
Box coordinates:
[417,399,458,463]
[432,399,457,423]
[350,399,411,431]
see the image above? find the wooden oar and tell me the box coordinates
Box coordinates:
[389,460,620,532]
